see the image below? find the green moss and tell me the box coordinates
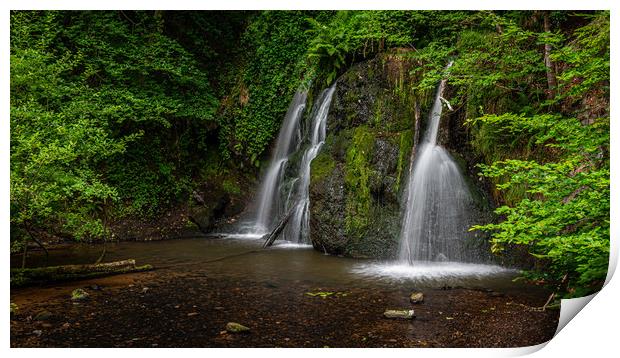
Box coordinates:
[310,151,336,183]
[221,178,241,195]
[395,129,414,192]
[344,126,375,235]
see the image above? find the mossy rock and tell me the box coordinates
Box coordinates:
[71,288,89,301]
[225,322,250,333]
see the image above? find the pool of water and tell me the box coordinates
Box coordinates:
[12,236,536,294]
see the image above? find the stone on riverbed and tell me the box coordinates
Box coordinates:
[71,288,89,301]
[410,292,424,304]
[226,322,250,333]
[34,310,54,321]
[383,309,415,319]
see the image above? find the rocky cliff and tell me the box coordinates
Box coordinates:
[308,52,493,259]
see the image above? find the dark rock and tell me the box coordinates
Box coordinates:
[33,310,54,321]
[309,51,421,259]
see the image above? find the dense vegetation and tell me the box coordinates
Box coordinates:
[11,10,609,296]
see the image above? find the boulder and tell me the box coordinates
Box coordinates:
[309,52,423,259]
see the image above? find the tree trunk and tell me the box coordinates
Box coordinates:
[543,11,558,99]
[262,208,295,248]
[11,259,153,287]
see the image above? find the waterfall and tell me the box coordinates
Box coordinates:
[286,85,336,243]
[251,85,336,244]
[398,62,479,264]
[253,91,307,234]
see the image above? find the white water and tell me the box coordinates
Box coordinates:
[398,61,483,264]
[352,262,515,286]
[286,85,336,243]
[253,91,307,234]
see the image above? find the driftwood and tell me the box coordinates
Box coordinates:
[262,208,295,248]
[11,259,153,287]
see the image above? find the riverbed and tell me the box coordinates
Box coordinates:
[10,236,559,347]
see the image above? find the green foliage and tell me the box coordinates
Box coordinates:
[470,115,609,295]
[220,11,320,166]
[10,10,232,241]
[306,11,416,85]
[464,12,610,295]
[551,11,610,102]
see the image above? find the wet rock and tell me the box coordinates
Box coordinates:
[383,309,415,319]
[34,310,54,321]
[71,288,89,301]
[410,292,424,304]
[141,287,150,294]
[187,312,199,317]
[226,322,250,333]
[308,52,419,259]
[32,330,42,337]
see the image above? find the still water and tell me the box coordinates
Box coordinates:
[12,236,534,294]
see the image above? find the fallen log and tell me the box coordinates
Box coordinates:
[262,208,295,248]
[10,259,153,287]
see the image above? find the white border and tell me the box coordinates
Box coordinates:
[3,1,617,357]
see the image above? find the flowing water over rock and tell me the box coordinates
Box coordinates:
[247,85,336,244]
[398,62,485,264]
[253,91,308,234]
[285,85,336,243]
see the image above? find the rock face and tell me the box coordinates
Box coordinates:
[309,52,429,258]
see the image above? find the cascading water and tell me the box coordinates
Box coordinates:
[286,85,336,243]
[398,62,479,264]
[253,91,307,234]
[248,85,336,244]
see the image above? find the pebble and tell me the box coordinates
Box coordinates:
[34,310,53,321]
[187,312,199,317]
[32,330,42,337]
[383,309,415,319]
[410,292,424,304]
[225,322,250,333]
[71,288,89,301]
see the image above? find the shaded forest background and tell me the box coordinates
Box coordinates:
[10,10,609,296]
